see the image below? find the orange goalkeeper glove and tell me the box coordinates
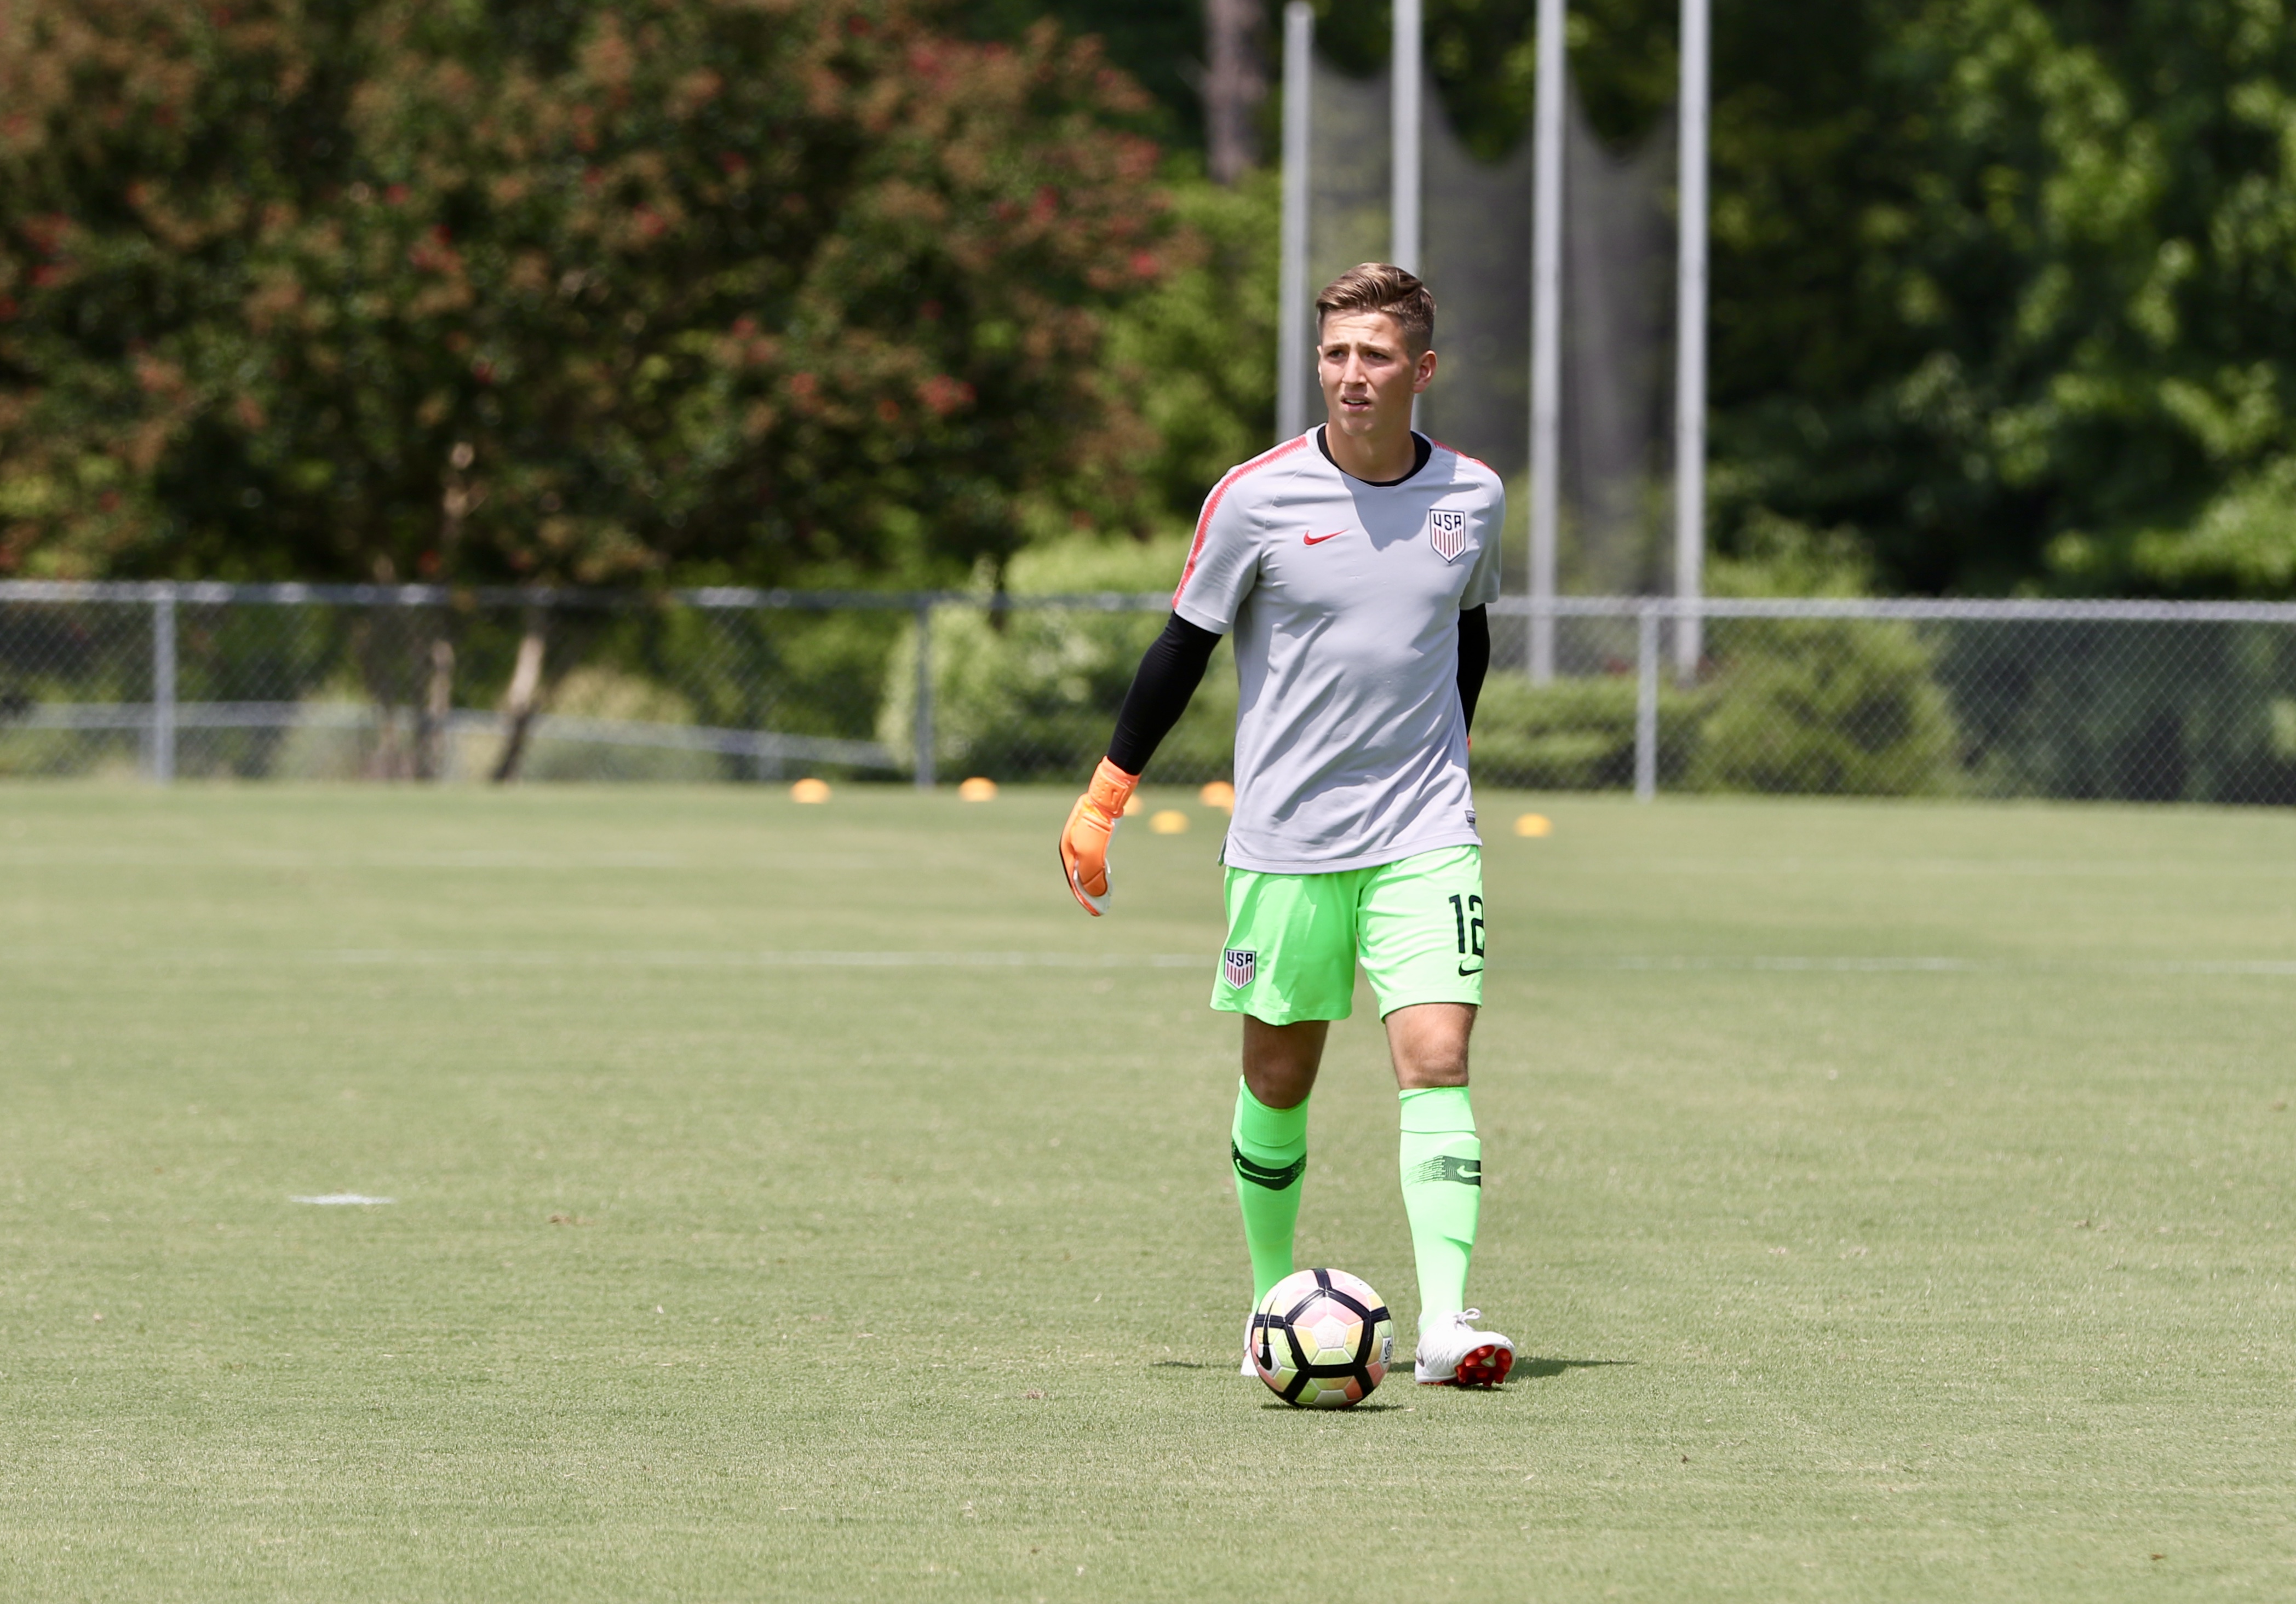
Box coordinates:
[1059,757,1140,916]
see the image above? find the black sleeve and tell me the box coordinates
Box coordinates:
[1457,605,1489,734]
[1107,612,1221,774]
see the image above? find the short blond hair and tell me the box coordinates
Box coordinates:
[1315,263,1436,355]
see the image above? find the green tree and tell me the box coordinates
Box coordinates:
[1707,0,2296,597]
[1049,0,2296,599]
[1097,166,1279,530]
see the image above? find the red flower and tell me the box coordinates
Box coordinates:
[916,375,973,417]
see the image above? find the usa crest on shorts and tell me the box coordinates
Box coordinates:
[1224,948,1258,988]
[1427,508,1468,562]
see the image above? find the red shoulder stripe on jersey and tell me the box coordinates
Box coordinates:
[1428,437,1495,475]
[1172,434,1312,608]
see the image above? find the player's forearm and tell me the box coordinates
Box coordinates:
[1457,605,1489,733]
[1107,612,1221,774]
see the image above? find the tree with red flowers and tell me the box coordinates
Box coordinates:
[0,0,1174,585]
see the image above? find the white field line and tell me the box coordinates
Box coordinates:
[320,948,1216,970]
[3,947,2294,976]
[0,946,1212,970]
[8,850,2296,884]
[1569,955,2296,975]
[0,850,693,870]
[290,1194,395,1205]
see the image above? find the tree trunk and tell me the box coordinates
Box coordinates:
[1204,0,1267,185]
[353,613,410,780]
[416,441,473,782]
[415,637,455,780]
[491,615,546,784]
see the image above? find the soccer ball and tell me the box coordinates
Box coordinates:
[1250,1268,1394,1408]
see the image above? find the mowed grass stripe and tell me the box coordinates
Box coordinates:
[2,786,2292,1601]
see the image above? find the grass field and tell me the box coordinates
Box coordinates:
[3,784,2294,1601]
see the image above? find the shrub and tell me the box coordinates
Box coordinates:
[875,533,1235,783]
[1685,516,1960,796]
[1690,617,1959,796]
[517,666,717,783]
[1469,673,1704,790]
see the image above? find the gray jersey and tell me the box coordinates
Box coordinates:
[1173,428,1505,875]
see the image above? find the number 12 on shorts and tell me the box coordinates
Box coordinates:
[1448,894,1484,961]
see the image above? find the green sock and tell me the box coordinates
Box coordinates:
[1232,1080,1310,1303]
[1398,1086,1481,1326]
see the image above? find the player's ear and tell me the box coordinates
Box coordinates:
[1412,348,1438,393]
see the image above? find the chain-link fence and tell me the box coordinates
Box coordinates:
[4,582,2296,804]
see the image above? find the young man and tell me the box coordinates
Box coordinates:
[1058,263,1513,1388]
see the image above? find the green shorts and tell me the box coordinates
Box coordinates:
[1212,845,1485,1025]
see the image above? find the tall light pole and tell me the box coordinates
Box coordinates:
[1277,2,1315,443]
[1673,0,1710,681]
[1527,0,1565,682]
[1391,0,1421,273]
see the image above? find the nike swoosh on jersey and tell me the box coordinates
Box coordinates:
[1301,531,1345,545]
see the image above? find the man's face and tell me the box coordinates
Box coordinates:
[1317,310,1437,437]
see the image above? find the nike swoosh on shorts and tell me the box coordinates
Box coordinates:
[1302,531,1344,545]
[1457,963,1484,976]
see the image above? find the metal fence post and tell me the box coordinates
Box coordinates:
[1633,604,1658,802]
[912,596,935,789]
[150,585,177,785]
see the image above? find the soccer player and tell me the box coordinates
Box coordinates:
[1059,263,1513,1388]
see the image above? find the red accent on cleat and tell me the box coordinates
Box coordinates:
[1451,1343,1513,1388]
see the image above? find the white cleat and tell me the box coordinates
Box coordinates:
[1413,1309,1516,1387]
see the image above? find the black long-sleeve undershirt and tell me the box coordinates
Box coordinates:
[1106,613,1219,774]
[1456,602,1489,731]
[1104,605,1490,776]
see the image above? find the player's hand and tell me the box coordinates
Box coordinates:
[1059,757,1139,916]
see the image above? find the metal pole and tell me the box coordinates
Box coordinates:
[1673,0,1710,683]
[912,598,935,789]
[1634,605,1658,802]
[1277,2,1315,442]
[150,585,177,785]
[1528,0,1566,684]
[1390,0,1421,274]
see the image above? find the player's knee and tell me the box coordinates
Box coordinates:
[1394,1057,1468,1090]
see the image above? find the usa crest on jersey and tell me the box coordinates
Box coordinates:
[1224,948,1258,988]
[1427,508,1468,562]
